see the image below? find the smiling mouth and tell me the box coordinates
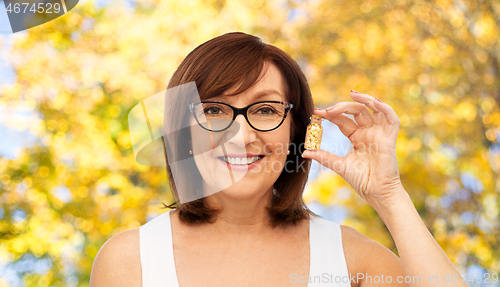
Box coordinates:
[218,156,265,165]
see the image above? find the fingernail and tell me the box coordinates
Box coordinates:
[351,90,360,94]
[326,106,334,111]
[314,107,323,110]
[375,98,383,103]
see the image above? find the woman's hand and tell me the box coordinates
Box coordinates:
[303,91,470,287]
[302,90,405,207]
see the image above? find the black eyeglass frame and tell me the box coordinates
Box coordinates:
[188,100,294,132]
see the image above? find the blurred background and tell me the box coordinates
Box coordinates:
[0,0,499,286]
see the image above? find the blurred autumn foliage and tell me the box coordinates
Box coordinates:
[0,0,499,286]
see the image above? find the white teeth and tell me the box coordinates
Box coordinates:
[222,156,262,165]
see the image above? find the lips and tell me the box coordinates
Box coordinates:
[216,153,265,170]
[219,155,265,165]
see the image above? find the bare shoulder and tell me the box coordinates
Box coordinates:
[339,225,407,287]
[89,228,141,287]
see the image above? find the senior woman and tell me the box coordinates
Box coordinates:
[90,32,468,287]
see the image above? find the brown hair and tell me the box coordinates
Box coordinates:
[162,32,318,227]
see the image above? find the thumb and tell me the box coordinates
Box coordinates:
[302,149,346,176]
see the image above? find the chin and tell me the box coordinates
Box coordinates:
[217,184,264,200]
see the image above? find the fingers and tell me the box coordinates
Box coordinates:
[314,109,358,138]
[349,90,400,126]
[349,90,381,113]
[302,149,346,176]
[372,99,400,125]
[373,99,400,141]
[325,102,374,128]
[348,90,387,126]
[315,90,401,142]
[349,90,400,141]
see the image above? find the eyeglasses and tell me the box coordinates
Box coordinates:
[189,101,294,132]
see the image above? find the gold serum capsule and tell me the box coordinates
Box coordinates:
[304,115,323,150]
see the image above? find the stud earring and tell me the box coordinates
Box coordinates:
[287,150,290,155]
[189,150,193,155]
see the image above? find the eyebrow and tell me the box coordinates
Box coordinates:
[217,89,284,101]
[251,89,284,100]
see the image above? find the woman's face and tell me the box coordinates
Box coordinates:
[189,62,292,201]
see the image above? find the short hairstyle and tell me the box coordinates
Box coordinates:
[162,32,317,227]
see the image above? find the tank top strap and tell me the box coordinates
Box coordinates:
[308,216,351,286]
[140,211,350,287]
[139,210,179,287]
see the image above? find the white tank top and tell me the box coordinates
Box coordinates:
[140,210,350,286]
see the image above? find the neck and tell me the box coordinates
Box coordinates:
[204,186,276,237]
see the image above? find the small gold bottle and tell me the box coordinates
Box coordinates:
[304,115,323,150]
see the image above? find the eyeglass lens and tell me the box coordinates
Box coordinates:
[193,102,287,131]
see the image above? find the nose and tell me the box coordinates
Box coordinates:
[224,114,257,147]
